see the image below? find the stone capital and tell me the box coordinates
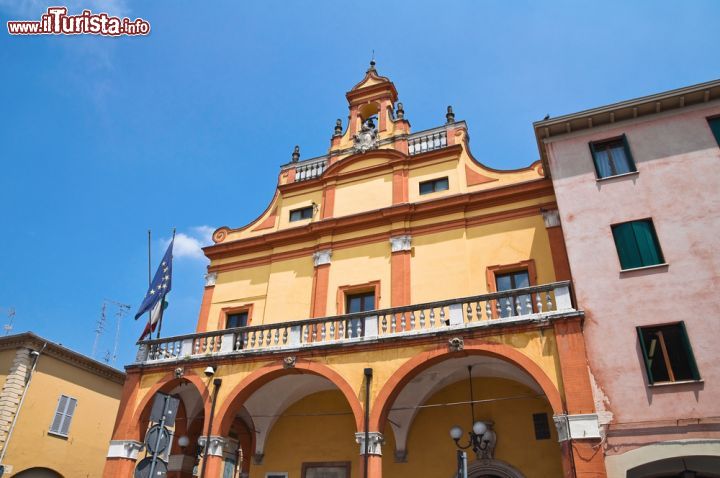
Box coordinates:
[553,413,601,442]
[204,272,218,287]
[389,235,412,252]
[542,209,561,228]
[313,249,332,267]
[198,435,236,456]
[107,440,144,459]
[355,431,384,456]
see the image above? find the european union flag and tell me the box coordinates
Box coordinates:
[135,239,173,338]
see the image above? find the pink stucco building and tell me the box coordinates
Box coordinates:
[535,80,720,478]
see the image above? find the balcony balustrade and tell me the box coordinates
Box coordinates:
[286,156,328,182]
[136,281,576,364]
[407,128,447,155]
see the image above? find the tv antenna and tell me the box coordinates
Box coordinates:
[92,299,131,363]
[2,308,16,336]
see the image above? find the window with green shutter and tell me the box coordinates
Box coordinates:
[611,219,664,270]
[49,394,77,437]
[708,116,720,146]
[637,322,700,385]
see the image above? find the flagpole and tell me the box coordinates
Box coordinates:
[155,228,175,340]
[145,229,153,340]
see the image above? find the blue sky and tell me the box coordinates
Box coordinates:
[1,0,719,368]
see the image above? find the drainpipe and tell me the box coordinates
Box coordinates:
[363,368,373,478]
[200,377,222,478]
[0,343,46,466]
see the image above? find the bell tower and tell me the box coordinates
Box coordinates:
[329,61,410,158]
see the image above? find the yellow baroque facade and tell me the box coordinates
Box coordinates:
[104,64,606,478]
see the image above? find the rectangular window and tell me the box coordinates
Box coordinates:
[590,135,636,179]
[637,322,700,384]
[532,412,551,440]
[345,291,375,338]
[302,462,350,478]
[708,116,720,146]
[495,270,531,317]
[611,219,664,270]
[50,395,77,437]
[419,177,449,195]
[289,206,314,222]
[226,311,248,329]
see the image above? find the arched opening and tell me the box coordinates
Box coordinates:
[215,361,364,478]
[627,455,720,477]
[132,376,209,478]
[13,468,63,478]
[374,347,564,478]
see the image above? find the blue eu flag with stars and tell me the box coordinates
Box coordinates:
[135,239,173,338]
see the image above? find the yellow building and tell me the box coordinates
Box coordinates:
[104,63,606,478]
[0,332,125,477]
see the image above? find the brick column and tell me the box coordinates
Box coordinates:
[0,347,32,456]
[554,317,607,477]
[196,272,217,332]
[389,236,411,308]
[542,209,572,281]
[310,250,332,318]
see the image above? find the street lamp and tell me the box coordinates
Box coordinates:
[449,366,497,460]
[449,421,495,459]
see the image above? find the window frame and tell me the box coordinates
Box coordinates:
[337,281,380,338]
[707,115,720,147]
[532,412,551,440]
[636,321,701,385]
[49,394,78,438]
[301,461,351,478]
[419,176,450,195]
[220,304,253,330]
[611,219,665,271]
[486,260,537,318]
[289,205,314,222]
[589,135,637,179]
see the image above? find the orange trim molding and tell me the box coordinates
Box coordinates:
[391,251,411,307]
[310,264,330,318]
[465,164,498,187]
[252,206,278,232]
[195,286,215,333]
[369,341,564,432]
[214,359,365,436]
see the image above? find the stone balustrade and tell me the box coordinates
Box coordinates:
[136,281,575,364]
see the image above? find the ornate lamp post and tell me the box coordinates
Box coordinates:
[448,366,497,460]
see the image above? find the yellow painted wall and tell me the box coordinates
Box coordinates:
[325,242,391,316]
[408,158,460,203]
[278,189,323,229]
[332,173,393,218]
[383,377,563,478]
[5,354,122,478]
[411,215,557,304]
[251,391,359,478]
[262,256,314,324]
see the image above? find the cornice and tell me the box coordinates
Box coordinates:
[0,332,125,384]
[204,178,553,262]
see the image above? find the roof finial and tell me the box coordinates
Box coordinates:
[446,105,455,124]
[368,50,376,72]
[291,145,300,163]
[333,119,343,137]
